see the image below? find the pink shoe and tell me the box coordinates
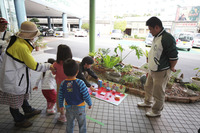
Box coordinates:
[57,115,67,122]
[47,109,56,115]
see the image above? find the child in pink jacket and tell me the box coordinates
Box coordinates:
[52,44,72,122]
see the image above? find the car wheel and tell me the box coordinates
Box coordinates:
[187,48,190,51]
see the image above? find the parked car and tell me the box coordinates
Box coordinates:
[42,28,54,36]
[193,33,200,48]
[38,26,54,36]
[174,32,194,51]
[74,29,87,37]
[145,33,154,47]
[111,29,123,40]
[54,27,63,37]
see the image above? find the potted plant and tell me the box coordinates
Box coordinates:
[142,49,149,62]
[88,51,97,58]
[101,55,121,69]
[120,75,140,88]
[114,44,143,62]
[92,48,120,72]
[114,64,133,76]
[191,67,200,87]
[40,42,47,49]
[185,83,200,92]
[34,36,43,51]
[35,43,41,51]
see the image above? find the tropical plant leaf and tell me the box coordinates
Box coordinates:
[102,55,120,68]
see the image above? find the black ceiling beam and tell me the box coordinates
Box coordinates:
[27,16,79,19]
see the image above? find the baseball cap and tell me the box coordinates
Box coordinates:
[0,17,8,24]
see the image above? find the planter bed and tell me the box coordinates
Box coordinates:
[91,65,200,103]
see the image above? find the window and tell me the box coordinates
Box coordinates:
[55,27,63,31]
[3,0,18,33]
[139,29,144,34]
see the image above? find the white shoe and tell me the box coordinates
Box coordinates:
[146,111,161,117]
[137,102,152,107]
[57,115,67,123]
[47,109,56,115]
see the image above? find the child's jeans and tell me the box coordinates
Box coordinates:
[66,105,86,133]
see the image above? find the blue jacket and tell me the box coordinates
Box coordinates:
[58,78,92,108]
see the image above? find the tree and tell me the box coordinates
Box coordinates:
[30,18,39,24]
[114,21,127,32]
[81,23,89,31]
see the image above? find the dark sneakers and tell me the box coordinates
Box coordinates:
[14,109,41,128]
[25,109,42,119]
[15,119,32,128]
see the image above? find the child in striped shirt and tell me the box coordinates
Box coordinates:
[58,58,92,133]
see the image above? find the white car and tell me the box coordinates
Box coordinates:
[54,27,63,37]
[111,29,123,40]
[193,33,200,48]
[74,29,87,37]
[174,32,194,51]
[145,33,154,47]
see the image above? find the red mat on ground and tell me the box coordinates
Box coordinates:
[88,87,128,106]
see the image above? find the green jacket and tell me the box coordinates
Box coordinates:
[148,29,178,71]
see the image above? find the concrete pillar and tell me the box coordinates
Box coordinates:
[47,16,51,29]
[89,0,95,53]
[0,0,7,19]
[62,13,68,38]
[68,23,71,32]
[14,0,27,28]
[79,18,82,30]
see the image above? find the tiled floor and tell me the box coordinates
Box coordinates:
[0,52,200,133]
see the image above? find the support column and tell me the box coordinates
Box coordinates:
[62,13,68,38]
[47,16,51,29]
[14,0,27,28]
[0,0,7,19]
[68,23,71,32]
[79,18,82,30]
[89,0,95,53]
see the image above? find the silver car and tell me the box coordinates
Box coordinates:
[111,29,123,40]
[174,32,194,51]
[193,33,200,48]
[74,29,87,37]
[145,33,153,47]
[54,27,63,37]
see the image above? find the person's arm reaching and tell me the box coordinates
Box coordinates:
[170,60,178,72]
[33,73,42,90]
[87,68,98,80]
[77,70,91,87]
